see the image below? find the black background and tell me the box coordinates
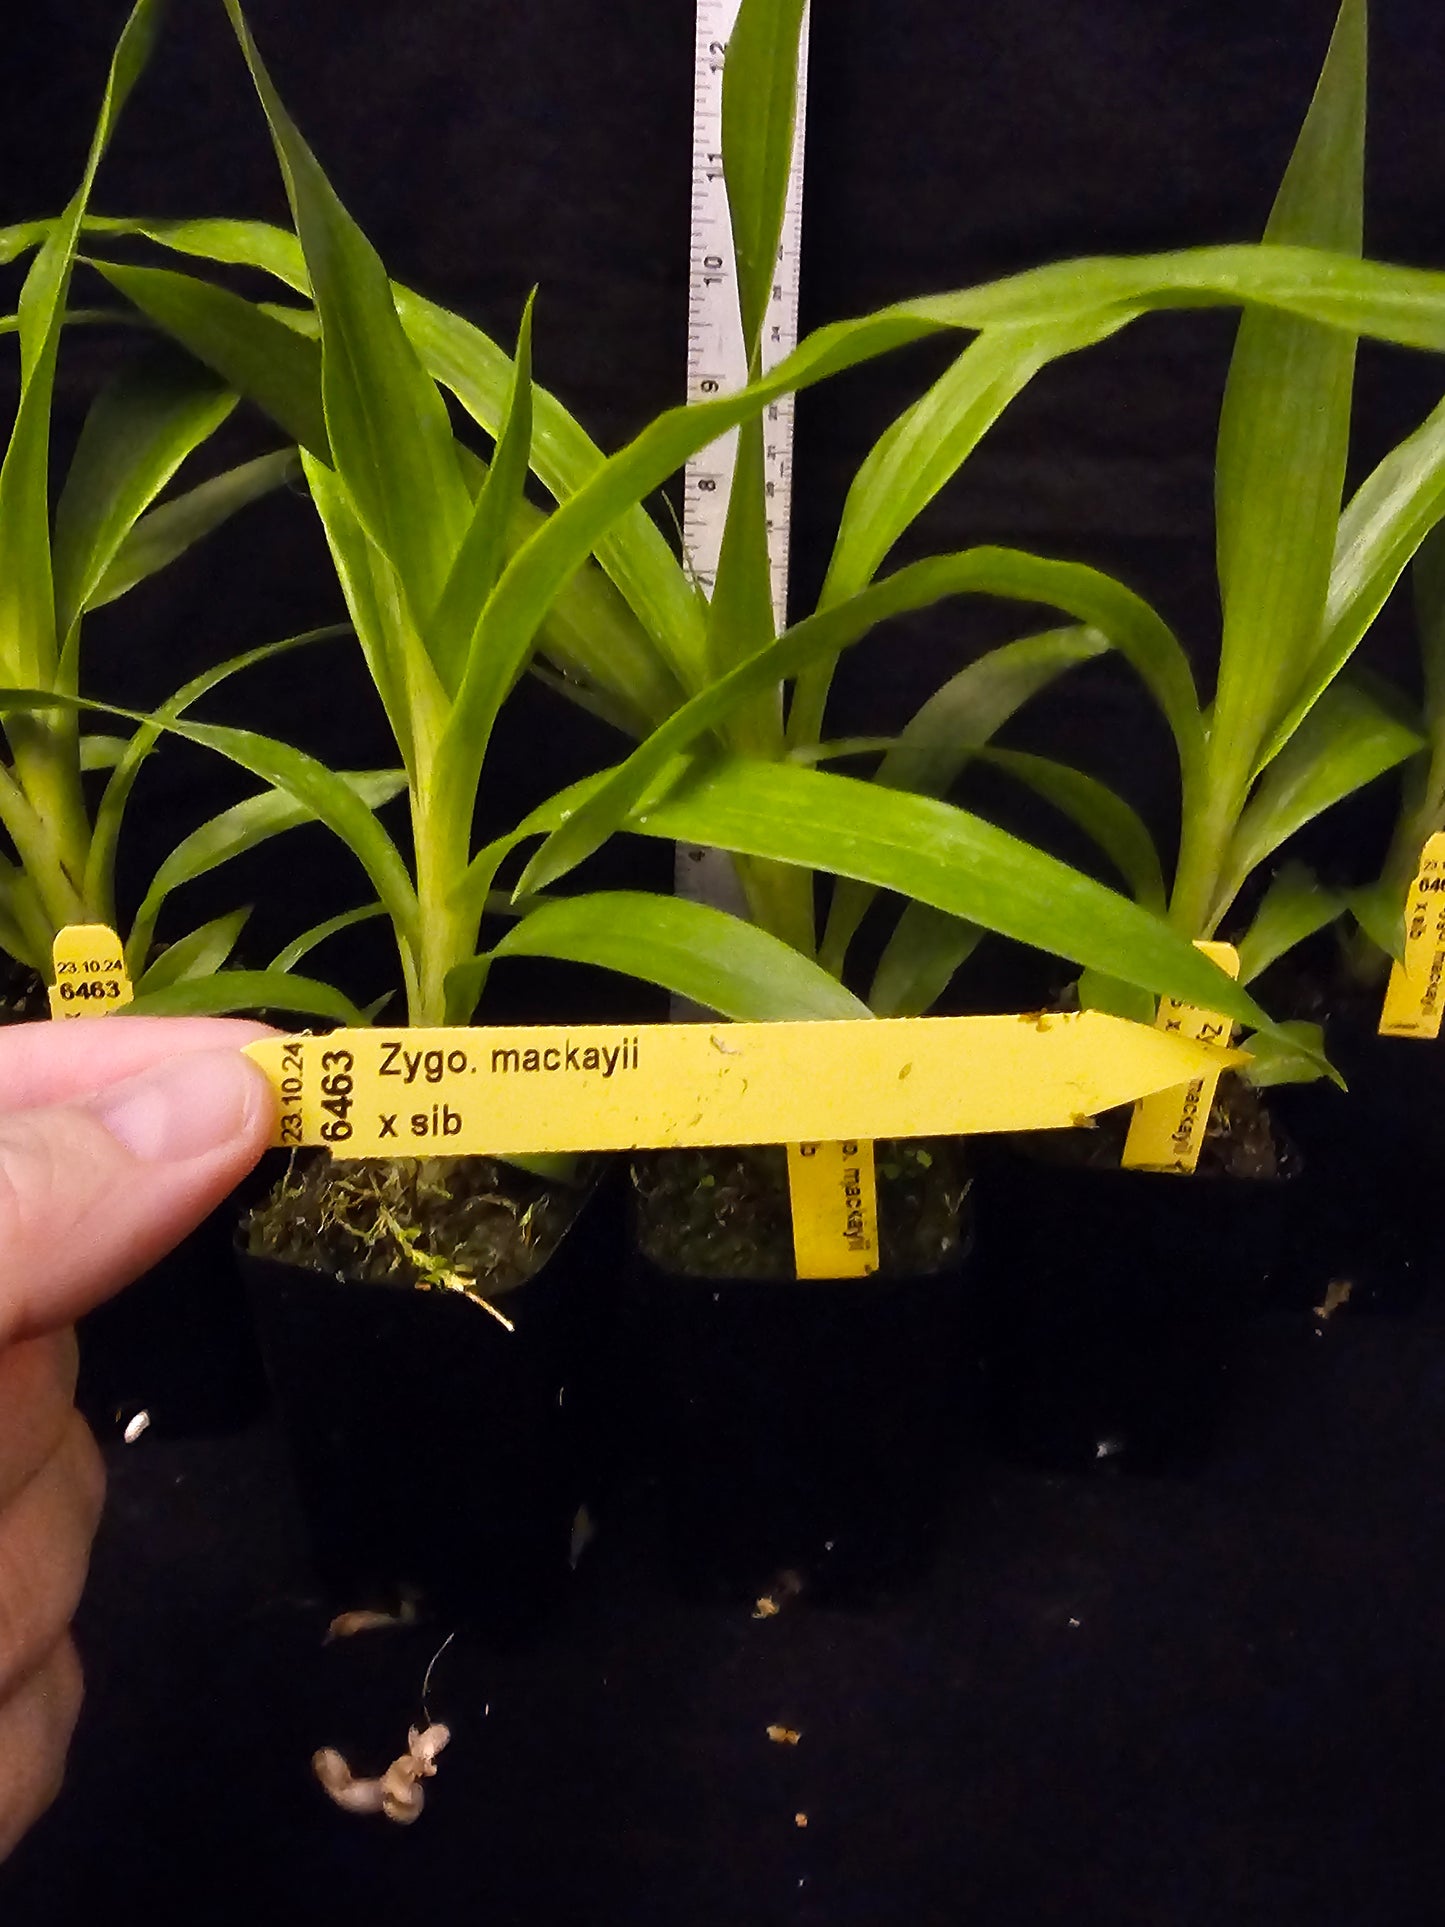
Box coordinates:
[7,0,1445,1014]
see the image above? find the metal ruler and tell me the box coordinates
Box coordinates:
[677,0,809,932]
[683,0,809,627]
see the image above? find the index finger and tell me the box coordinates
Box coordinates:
[0,1017,279,1116]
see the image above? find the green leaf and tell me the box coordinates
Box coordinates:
[427,295,536,695]
[78,734,128,771]
[977,748,1168,911]
[84,215,706,691]
[1234,861,1344,984]
[0,0,164,689]
[90,259,330,460]
[268,901,386,974]
[1262,391,1445,764]
[125,967,367,1023]
[488,890,871,1023]
[868,901,984,1017]
[1209,0,1365,800]
[518,553,1192,899]
[136,906,251,993]
[84,624,348,919]
[1240,1019,1330,1089]
[90,448,298,610]
[299,450,419,769]
[125,769,405,975]
[1347,873,1407,962]
[1416,514,1445,749]
[1216,676,1423,919]
[706,416,781,749]
[722,0,807,360]
[396,287,708,693]
[224,1,472,624]
[631,754,1292,1045]
[820,624,1115,970]
[1075,970,1157,1024]
[52,347,236,641]
[0,682,420,964]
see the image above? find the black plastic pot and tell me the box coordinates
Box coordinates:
[77,1154,279,1439]
[625,1243,974,1602]
[1271,1013,1444,1315]
[239,1176,621,1632]
[973,1140,1303,1475]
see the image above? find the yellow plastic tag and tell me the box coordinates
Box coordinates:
[1120,940,1240,1174]
[244,1011,1245,1159]
[786,1140,879,1279]
[48,923,133,1020]
[1378,833,1445,1039]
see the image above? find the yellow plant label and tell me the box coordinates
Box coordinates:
[48,923,133,1020]
[243,1011,1246,1159]
[1378,834,1445,1039]
[1121,940,1240,1175]
[786,1140,879,1279]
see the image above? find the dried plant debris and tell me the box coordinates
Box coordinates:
[633,1139,969,1280]
[1314,1278,1354,1321]
[313,1724,451,1825]
[752,1569,805,1620]
[324,1600,419,1643]
[247,1152,591,1295]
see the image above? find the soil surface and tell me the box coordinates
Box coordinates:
[1015,1071,1294,1181]
[631,1139,970,1279]
[246,1153,595,1297]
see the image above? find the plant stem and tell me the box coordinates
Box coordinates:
[1168,775,1242,941]
[6,716,91,903]
[411,792,479,1027]
[735,853,816,959]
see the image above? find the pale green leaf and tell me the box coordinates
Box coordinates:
[1216,677,1422,919]
[488,890,870,1024]
[1240,1019,1330,1089]
[90,449,299,610]
[224,1,472,623]
[1234,861,1344,983]
[52,347,236,640]
[868,901,984,1017]
[722,0,807,358]
[518,553,1191,899]
[91,259,330,458]
[820,624,1114,970]
[0,0,164,687]
[632,755,1294,1046]
[136,906,251,993]
[1209,0,1365,797]
[126,966,367,1023]
[268,901,386,974]
[126,769,405,975]
[428,295,536,696]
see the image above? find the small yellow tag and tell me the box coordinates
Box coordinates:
[48,923,133,1020]
[244,1012,1245,1159]
[786,1140,879,1279]
[1120,940,1240,1175]
[1378,833,1445,1039]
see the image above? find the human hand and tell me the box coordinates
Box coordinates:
[0,1018,277,1858]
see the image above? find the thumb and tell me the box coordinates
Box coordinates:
[0,1049,277,1346]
